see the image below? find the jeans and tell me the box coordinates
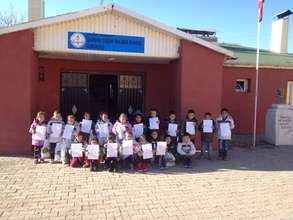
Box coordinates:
[158,155,166,168]
[182,155,192,167]
[201,141,213,159]
[106,157,118,172]
[219,139,231,159]
[49,143,57,161]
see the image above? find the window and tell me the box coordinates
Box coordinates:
[235,79,249,92]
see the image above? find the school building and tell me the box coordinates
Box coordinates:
[0,3,293,154]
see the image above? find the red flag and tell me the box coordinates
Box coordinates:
[258,0,265,22]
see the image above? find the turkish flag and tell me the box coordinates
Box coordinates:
[258,0,265,22]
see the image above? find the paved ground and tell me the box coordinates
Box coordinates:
[0,146,293,220]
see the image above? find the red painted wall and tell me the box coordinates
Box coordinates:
[222,66,293,134]
[0,30,38,154]
[37,58,173,121]
[178,40,226,120]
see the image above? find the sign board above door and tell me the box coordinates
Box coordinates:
[68,32,145,53]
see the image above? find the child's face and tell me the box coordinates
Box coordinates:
[169,114,176,121]
[125,133,133,140]
[205,114,212,119]
[187,113,195,120]
[150,111,157,117]
[101,113,108,121]
[139,136,146,143]
[38,115,45,123]
[76,135,83,142]
[84,113,91,120]
[68,117,75,124]
[120,115,127,124]
[91,140,98,145]
[107,138,113,143]
[222,111,228,117]
[54,113,61,120]
[151,132,158,140]
[182,135,190,143]
[165,136,171,144]
[135,115,142,123]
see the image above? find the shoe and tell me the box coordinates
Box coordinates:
[33,159,38,164]
[82,164,90,168]
[39,158,45,163]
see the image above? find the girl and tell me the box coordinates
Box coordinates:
[95,112,112,162]
[87,137,100,171]
[149,130,159,165]
[70,132,86,168]
[216,108,235,161]
[165,135,176,167]
[165,111,179,145]
[112,113,132,144]
[47,110,64,163]
[136,134,151,172]
[181,109,198,143]
[104,134,119,172]
[61,115,80,165]
[120,131,138,170]
[132,113,146,141]
[146,109,160,138]
[29,112,47,164]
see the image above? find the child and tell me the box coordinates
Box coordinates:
[104,134,119,172]
[146,109,160,138]
[136,135,150,172]
[132,113,146,141]
[216,108,235,161]
[199,112,216,160]
[112,113,132,144]
[177,133,196,168]
[70,132,87,168]
[29,112,47,164]
[80,112,94,143]
[87,137,100,171]
[120,131,137,170]
[149,130,159,165]
[165,135,176,167]
[47,110,64,163]
[165,111,179,144]
[181,109,197,142]
[95,112,113,162]
[61,115,80,165]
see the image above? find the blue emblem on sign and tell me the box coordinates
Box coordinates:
[68,32,145,53]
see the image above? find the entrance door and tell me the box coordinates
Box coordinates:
[89,75,118,119]
[60,73,89,121]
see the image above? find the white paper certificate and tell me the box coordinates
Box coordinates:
[186,121,195,135]
[32,125,46,141]
[149,117,159,130]
[81,119,92,133]
[156,142,167,156]
[133,123,144,138]
[142,143,153,159]
[203,120,213,133]
[122,140,133,155]
[99,123,109,137]
[107,143,118,158]
[220,123,231,137]
[71,143,83,158]
[168,123,178,137]
[62,125,74,139]
[51,123,62,138]
[87,144,100,160]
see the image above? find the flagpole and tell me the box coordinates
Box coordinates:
[253,21,261,148]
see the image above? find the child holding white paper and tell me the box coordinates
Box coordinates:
[149,130,159,164]
[61,115,80,165]
[164,111,179,144]
[80,112,94,143]
[29,112,47,164]
[177,133,196,168]
[87,137,100,171]
[112,113,132,144]
[216,108,235,161]
[156,141,167,169]
[199,112,216,160]
[132,113,146,141]
[146,109,160,138]
[47,110,64,163]
[104,135,119,172]
[70,132,87,168]
[120,131,137,170]
[136,135,151,172]
[180,109,198,142]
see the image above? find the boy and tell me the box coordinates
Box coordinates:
[181,109,197,143]
[216,108,235,161]
[80,112,94,143]
[199,112,216,160]
[146,109,160,138]
[177,133,196,168]
[165,111,179,144]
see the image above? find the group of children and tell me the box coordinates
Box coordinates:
[29,108,235,172]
